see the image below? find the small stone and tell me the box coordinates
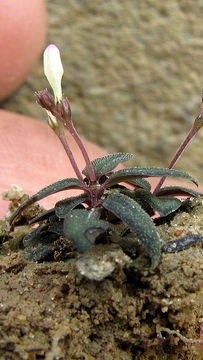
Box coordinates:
[76,244,131,281]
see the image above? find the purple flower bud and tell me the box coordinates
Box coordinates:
[35,90,55,112]
[55,98,72,129]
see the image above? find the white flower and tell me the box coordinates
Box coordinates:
[43,44,64,102]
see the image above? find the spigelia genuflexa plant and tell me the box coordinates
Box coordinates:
[10,44,203,273]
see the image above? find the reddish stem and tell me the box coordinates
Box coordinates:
[67,121,96,182]
[153,125,199,194]
[58,128,84,182]
[50,103,96,183]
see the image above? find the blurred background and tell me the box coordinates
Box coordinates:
[1,0,203,183]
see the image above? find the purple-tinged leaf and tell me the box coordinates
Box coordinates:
[103,193,161,268]
[127,178,151,191]
[82,153,134,178]
[55,194,88,218]
[134,189,182,216]
[156,186,201,198]
[104,167,197,188]
[10,178,85,226]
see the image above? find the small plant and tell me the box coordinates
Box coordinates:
[10,45,203,270]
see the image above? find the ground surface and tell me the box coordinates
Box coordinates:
[0,195,202,359]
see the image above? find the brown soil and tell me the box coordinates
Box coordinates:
[0,192,202,360]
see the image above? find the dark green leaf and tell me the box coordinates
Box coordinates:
[29,209,55,225]
[105,167,197,188]
[156,186,201,198]
[127,178,151,191]
[48,215,64,235]
[24,231,57,261]
[103,193,161,268]
[23,218,63,261]
[10,178,85,226]
[82,153,134,178]
[49,222,64,236]
[134,189,182,216]
[23,224,48,247]
[55,194,88,218]
[64,208,109,252]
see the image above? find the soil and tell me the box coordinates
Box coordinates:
[0,189,203,360]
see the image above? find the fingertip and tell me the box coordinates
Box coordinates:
[0,0,47,100]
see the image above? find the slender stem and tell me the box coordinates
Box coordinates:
[153,125,199,194]
[67,121,97,182]
[51,106,96,183]
[36,91,96,183]
[58,128,84,182]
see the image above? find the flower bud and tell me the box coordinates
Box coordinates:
[35,90,59,130]
[43,44,64,102]
[47,111,59,130]
[194,113,203,129]
[194,101,203,130]
[35,90,55,111]
[60,98,72,126]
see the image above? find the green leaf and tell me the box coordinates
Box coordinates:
[127,178,151,191]
[10,178,85,226]
[134,189,182,216]
[48,215,64,235]
[23,228,57,261]
[23,217,63,261]
[103,193,161,268]
[156,186,201,198]
[29,209,55,225]
[23,223,48,247]
[55,194,88,218]
[30,211,64,232]
[105,167,197,188]
[82,153,134,178]
[63,208,109,252]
